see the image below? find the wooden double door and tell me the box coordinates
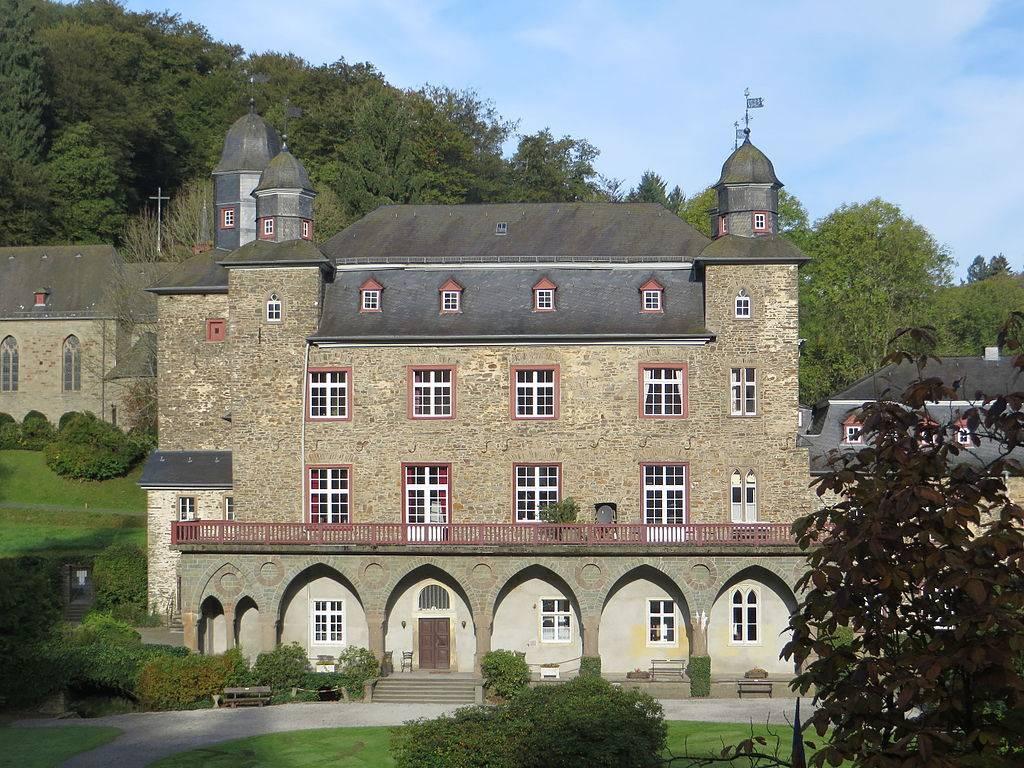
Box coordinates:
[418,617,451,670]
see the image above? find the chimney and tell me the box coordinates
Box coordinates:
[984,346,1000,361]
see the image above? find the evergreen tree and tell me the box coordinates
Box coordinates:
[966,254,992,283]
[0,0,47,163]
[47,123,126,243]
[988,253,1012,277]
[627,170,669,206]
[665,185,684,214]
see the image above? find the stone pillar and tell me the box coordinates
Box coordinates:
[366,610,386,662]
[690,609,710,657]
[223,605,236,650]
[582,613,600,657]
[182,611,199,653]
[259,613,278,653]
[474,613,493,675]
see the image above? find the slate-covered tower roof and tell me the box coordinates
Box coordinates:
[252,144,316,244]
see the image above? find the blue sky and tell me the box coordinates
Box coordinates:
[123,0,1023,276]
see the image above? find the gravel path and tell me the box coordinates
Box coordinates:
[17,698,815,768]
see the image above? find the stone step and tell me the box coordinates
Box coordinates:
[373,676,480,704]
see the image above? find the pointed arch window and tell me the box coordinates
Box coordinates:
[730,587,759,644]
[62,336,81,392]
[734,290,751,318]
[266,293,282,322]
[731,470,757,522]
[1,336,18,392]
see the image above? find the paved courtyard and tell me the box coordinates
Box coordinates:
[19,698,815,768]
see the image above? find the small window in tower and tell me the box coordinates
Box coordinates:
[301,219,312,240]
[718,215,728,236]
[752,212,768,232]
[221,208,235,229]
[262,218,275,238]
[33,291,47,307]
[495,222,508,235]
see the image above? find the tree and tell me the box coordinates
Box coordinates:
[989,253,1012,277]
[967,254,1014,283]
[927,274,1024,356]
[677,186,717,236]
[628,170,669,206]
[47,122,126,243]
[966,255,991,283]
[666,185,684,215]
[0,151,50,245]
[0,0,47,164]
[785,323,1024,767]
[505,129,600,202]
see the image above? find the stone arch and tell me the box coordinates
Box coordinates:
[198,594,226,655]
[189,560,259,615]
[276,563,368,657]
[233,595,261,660]
[712,561,800,606]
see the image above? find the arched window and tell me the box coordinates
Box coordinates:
[731,587,759,644]
[730,470,757,522]
[418,584,451,611]
[62,335,81,392]
[0,336,18,392]
[266,293,282,322]
[734,289,751,318]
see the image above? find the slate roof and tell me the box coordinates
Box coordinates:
[217,238,331,268]
[148,250,229,294]
[312,267,709,343]
[0,246,159,320]
[320,203,710,265]
[105,332,156,380]
[254,148,313,193]
[139,451,233,489]
[716,136,782,187]
[696,235,809,265]
[213,111,282,174]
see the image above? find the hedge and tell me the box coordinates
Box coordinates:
[687,655,711,698]
[579,656,601,678]
[20,410,55,450]
[251,643,310,693]
[137,648,247,710]
[44,411,146,479]
[480,649,531,700]
[92,543,148,622]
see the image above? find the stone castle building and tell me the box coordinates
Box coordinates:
[141,112,815,681]
[0,245,158,426]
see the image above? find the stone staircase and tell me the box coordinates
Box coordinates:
[62,599,92,623]
[372,675,480,705]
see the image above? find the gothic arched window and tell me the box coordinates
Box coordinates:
[730,470,758,523]
[62,335,81,392]
[1,336,18,392]
[730,587,759,644]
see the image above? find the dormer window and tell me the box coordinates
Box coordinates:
[718,215,728,236]
[752,211,769,233]
[843,414,863,444]
[495,222,508,235]
[533,278,557,311]
[260,217,275,239]
[359,278,383,312]
[955,419,973,446]
[33,291,48,307]
[301,219,312,240]
[735,290,751,318]
[639,279,664,313]
[439,279,463,313]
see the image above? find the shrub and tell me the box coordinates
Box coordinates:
[20,410,54,449]
[93,543,147,621]
[0,420,20,449]
[481,649,530,700]
[44,411,146,479]
[0,556,64,703]
[687,655,711,697]
[578,656,601,678]
[0,412,14,426]
[336,646,379,699]
[59,411,85,430]
[392,706,519,768]
[79,612,141,643]
[252,642,310,693]
[137,648,246,710]
[538,497,580,524]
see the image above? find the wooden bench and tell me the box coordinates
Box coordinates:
[222,686,272,707]
[737,680,773,698]
[649,659,686,681]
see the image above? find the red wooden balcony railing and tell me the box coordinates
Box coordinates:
[171,521,795,547]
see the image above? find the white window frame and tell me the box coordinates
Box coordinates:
[956,425,972,446]
[730,586,760,645]
[404,465,449,524]
[534,288,554,311]
[642,289,662,311]
[844,423,863,444]
[514,464,560,522]
[731,470,757,522]
[361,289,381,311]
[642,464,687,525]
[309,370,348,419]
[441,290,461,312]
[266,293,282,323]
[308,466,350,524]
[643,367,685,417]
[177,496,196,522]
[310,599,345,646]
[539,597,572,643]
[647,598,677,646]
[301,219,311,239]
[412,368,453,418]
[730,367,757,416]
[753,212,767,231]
[514,368,556,418]
[222,208,235,228]
[495,221,508,235]
[263,217,274,237]
[735,291,751,318]
[224,496,234,521]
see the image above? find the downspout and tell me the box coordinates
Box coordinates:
[300,340,310,521]
[101,318,107,421]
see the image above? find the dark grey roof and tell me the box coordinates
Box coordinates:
[139,451,233,489]
[105,332,156,380]
[312,267,709,343]
[0,246,158,320]
[831,356,1022,402]
[217,238,330,268]
[254,148,313,193]
[148,250,229,294]
[320,203,710,265]
[716,137,782,187]
[697,235,809,265]
[213,111,282,174]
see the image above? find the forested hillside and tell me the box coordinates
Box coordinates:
[1,0,1020,402]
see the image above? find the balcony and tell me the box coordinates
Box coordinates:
[171,521,796,548]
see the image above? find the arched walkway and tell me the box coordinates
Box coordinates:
[198,595,226,655]
[234,596,261,661]
[277,564,369,662]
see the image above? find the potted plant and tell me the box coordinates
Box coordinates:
[540,663,560,680]
[538,498,581,543]
[744,667,769,679]
[626,668,651,680]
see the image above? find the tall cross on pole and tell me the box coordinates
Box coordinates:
[148,187,170,255]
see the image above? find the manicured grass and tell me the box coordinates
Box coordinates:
[148,721,812,767]
[0,507,145,557]
[0,725,121,768]
[0,450,146,512]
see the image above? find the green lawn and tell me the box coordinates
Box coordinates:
[0,507,145,557]
[0,725,121,768]
[0,450,146,512]
[149,721,809,768]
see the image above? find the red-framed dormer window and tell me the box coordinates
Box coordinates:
[439,278,463,314]
[752,211,769,233]
[359,278,383,312]
[34,291,48,307]
[220,207,235,229]
[842,413,863,444]
[533,277,557,312]
[301,219,313,240]
[258,217,275,240]
[639,278,664,313]
[718,215,728,236]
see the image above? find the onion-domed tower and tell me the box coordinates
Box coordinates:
[212,103,282,250]
[710,129,782,239]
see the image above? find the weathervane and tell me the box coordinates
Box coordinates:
[245,71,270,112]
[736,87,764,147]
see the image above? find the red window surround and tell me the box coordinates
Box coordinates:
[638,363,688,419]
[258,217,275,240]
[301,219,313,240]
[220,207,236,229]
[33,291,47,307]
[842,413,863,444]
[407,365,457,420]
[639,278,664,313]
[718,215,728,236]
[401,463,453,525]
[510,365,560,421]
[306,367,353,422]
[439,278,463,313]
[532,277,557,311]
[305,464,353,524]
[752,211,770,233]
[639,462,690,525]
[511,462,563,523]
[205,318,226,342]
[359,277,383,313]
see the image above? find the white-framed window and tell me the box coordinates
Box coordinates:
[222,207,235,228]
[361,289,381,311]
[309,370,348,419]
[956,424,972,446]
[514,368,556,418]
[753,212,767,231]
[495,221,508,235]
[311,599,344,645]
[648,599,676,645]
[730,470,757,522]
[0,336,18,392]
[642,289,662,311]
[177,496,196,521]
[309,466,350,523]
[642,367,685,416]
[735,290,751,318]
[844,423,863,444]
[642,464,687,525]
[441,290,461,312]
[404,465,449,524]
[412,368,453,418]
[540,597,571,643]
[224,496,234,521]
[718,215,727,236]
[730,587,759,644]
[262,217,274,237]
[534,288,555,311]
[301,219,312,240]
[515,464,560,522]
[266,293,282,322]
[730,367,756,416]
